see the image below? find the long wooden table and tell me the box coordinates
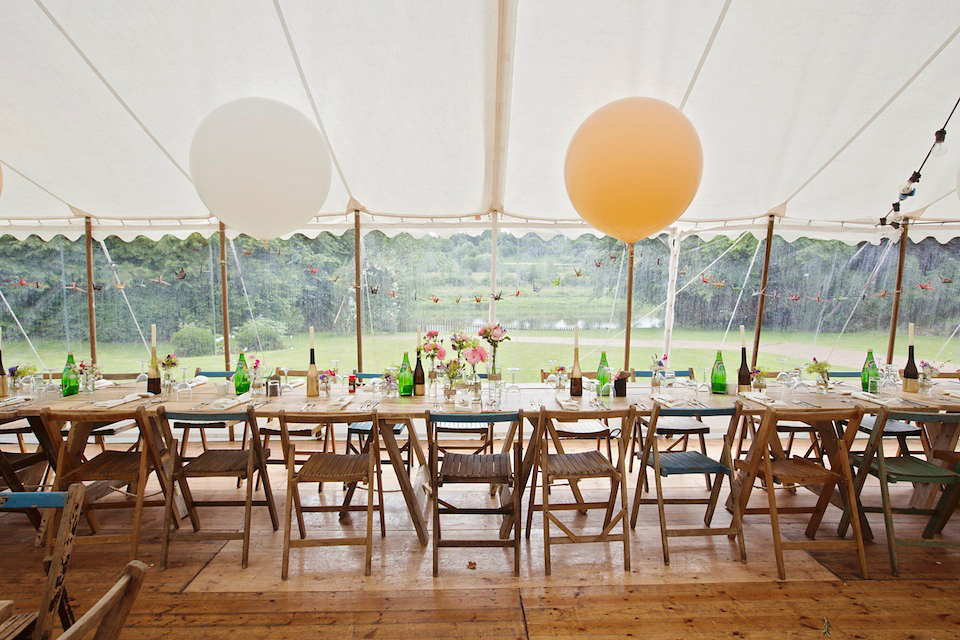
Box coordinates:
[4,379,960,547]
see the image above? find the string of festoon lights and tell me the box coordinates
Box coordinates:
[880,94,960,229]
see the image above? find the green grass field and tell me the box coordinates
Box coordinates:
[5,328,956,383]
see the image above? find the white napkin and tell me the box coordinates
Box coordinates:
[941,389,960,399]
[93,393,143,409]
[328,396,351,410]
[740,391,789,408]
[208,393,251,411]
[557,399,580,411]
[93,379,114,389]
[188,375,209,388]
[850,391,902,406]
[0,396,30,408]
[651,394,679,408]
[288,379,305,388]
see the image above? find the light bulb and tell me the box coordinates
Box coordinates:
[933,141,948,157]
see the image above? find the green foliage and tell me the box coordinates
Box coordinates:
[172,325,214,357]
[235,318,286,352]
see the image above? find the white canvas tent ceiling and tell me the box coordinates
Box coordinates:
[0,0,958,242]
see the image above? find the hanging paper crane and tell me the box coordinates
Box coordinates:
[551,276,562,287]
[454,295,461,304]
[594,259,603,268]
[532,284,542,293]
[151,273,170,286]
[788,292,803,301]
[474,294,483,304]
[241,249,253,257]
[918,282,934,292]
[306,266,319,275]
[114,282,127,291]
[574,268,584,277]
[711,279,726,288]
[64,281,86,293]
[514,289,521,297]
[700,273,712,284]
[17,277,27,287]
[32,281,45,289]
[609,252,618,260]
[430,295,440,304]
[810,290,824,303]
[873,289,888,298]
[175,267,187,280]
[91,283,103,292]
[369,285,379,295]
[491,291,503,301]
[940,275,953,284]
[388,289,397,299]
[330,274,339,283]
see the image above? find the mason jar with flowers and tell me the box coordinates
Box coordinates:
[423,331,446,394]
[463,345,488,401]
[317,369,335,398]
[919,361,940,393]
[160,354,179,398]
[437,359,463,401]
[77,361,102,393]
[477,323,509,383]
[806,358,831,394]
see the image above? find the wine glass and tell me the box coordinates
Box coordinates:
[279,367,292,393]
[697,367,711,396]
[505,367,521,404]
[136,360,148,384]
[546,359,558,386]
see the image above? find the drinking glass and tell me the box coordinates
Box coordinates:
[505,367,521,405]
[279,367,293,393]
[663,370,676,388]
[136,361,148,384]
[698,367,711,396]
[546,359,558,386]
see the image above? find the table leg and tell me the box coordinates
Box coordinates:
[379,417,429,546]
[403,419,426,467]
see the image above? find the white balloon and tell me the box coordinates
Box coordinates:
[189,97,332,239]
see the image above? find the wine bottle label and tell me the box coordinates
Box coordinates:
[570,377,582,397]
[902,378,919,393]
[414,383,425,396]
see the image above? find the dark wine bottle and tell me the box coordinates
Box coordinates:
[903,322,919,393]
[0,344,7,398]
[738,347,751,392]
[146,347,161,395]
[570,347,583,397]
[413,348,425,396]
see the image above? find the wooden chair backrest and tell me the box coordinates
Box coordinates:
[99,373,141,381]
[275,410,378,457]
[0,484,84,640]
[157,406,266,460]
[426,411,523,449]
[57,561,147,640]
[896,369,960,379]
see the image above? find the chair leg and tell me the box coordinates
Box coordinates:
[129,449,149,561]
[282,452,294,580]
[698,433,711,490]
[785,432,795,457]
[242,449,255,569]
[838,440,869,580]
[375,444,386,538]
[651,438,669,565]
[525,458,539,539]
[542,452,552,576]
[160,446,178,570]
[199,428,208,452]
[875,444,899,576]
[762,449,786,580]
[17,433,26,454]
[704,473,724,526]
[229,423,236,442]
[365,440,374,577]
[179,429,190,458]
[513,441,522,577]
[628,419,639,472]
[728,469,747,563]
[617,435,630,572]
[431,439,440,578]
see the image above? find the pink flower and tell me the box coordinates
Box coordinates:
[426,330,439,339]
[436,346,447,360]
[491,327,505,341]
[465,346,488,366]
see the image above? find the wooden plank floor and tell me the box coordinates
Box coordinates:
[2,438,960,638]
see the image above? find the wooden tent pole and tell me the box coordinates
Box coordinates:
[886,222,909,365]
[354,211,363,372]
[219,222,231,371]
[624,242,635,370]
[751,215,775,369]
[84,217,97,365]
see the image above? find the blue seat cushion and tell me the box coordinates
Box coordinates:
[858,414,922,436]
[649,451,728,476]
[347,421,404,435]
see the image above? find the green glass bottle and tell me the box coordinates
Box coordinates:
[596,351,611,396]
[234,352,250,395]
[710,350,727,394]
[861,349,879,392]
[61,352,79,397]
[398,352,414,397]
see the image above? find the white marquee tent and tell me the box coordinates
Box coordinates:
[0,0,959,242]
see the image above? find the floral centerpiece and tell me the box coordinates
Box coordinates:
[423,331,446,380]
[650,353,667,389]
[317,368,336,397]
[463,345,488,400]
[437,359,464,400]
[381,368,398,397]
[919,360,940,391]
[751,367,769,390]
[159,354,179,396]
[477,323,509,380]
[77,360,103,393]
[806,358,831,393]
[8,365,37,395]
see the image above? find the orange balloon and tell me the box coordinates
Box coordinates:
[564,97,703,243]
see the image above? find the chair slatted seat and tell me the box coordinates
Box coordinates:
[856,413,930,457]
[180,448,270,477]
[762,457,843,485]
[280,410,385,578]
[543,449,612,480]
[631,404,746,565]
[62,450,141,482]
[428,411,523,576]
[845,409,960,576]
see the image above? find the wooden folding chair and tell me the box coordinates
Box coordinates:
[180,369,240,448]
[0,484,84,640]
[428,411,523,576]
[631,403,747,565]
[158,405,279,569]
[742,407,868,580]
[541,370,624,463]
[280,410,385,578]
[56,560,147,640]
[533,407,632,575]
[43,407,168,560]
[844,409,960,576]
